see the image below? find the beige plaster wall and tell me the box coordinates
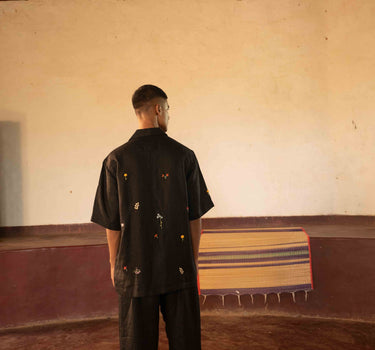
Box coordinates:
[0,0,374,226]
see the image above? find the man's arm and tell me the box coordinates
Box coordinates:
[106,228,121,287]
[189,217,202,275]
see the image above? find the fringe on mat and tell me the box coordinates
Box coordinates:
[200,289,312,307]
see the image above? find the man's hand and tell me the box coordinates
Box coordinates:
[110,265,115,288]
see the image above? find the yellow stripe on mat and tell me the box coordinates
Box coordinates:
[199,257,307,268]
[200,232,307,249]
[199,264,312,290]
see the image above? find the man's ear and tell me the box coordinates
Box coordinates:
[155,103,161,115]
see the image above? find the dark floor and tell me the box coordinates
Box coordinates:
[1,311,374,350]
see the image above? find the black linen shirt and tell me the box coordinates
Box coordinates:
[91,127,214,297]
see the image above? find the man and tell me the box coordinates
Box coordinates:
[90,84,214,350]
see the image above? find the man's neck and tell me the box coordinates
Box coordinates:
[138,120,159,129]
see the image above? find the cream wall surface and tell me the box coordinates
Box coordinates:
[0,0,374,226]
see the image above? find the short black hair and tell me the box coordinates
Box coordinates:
[132,84,168,110]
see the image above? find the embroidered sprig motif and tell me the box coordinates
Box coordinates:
[124,173,128,180]
[134,202,140,210]
[134,267,141,275]
[123,266,127,271]
[161,173,169,180]
[179,267,184,275]
[154,233,159,239]
[180,234,184,242]
[156,213,163,228]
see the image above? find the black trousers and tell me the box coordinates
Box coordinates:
[118,286,201,350]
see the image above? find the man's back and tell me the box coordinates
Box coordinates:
[91,127,214,297]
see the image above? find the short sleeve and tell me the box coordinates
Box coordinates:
[186,151,214,220]
[90,159,121,230]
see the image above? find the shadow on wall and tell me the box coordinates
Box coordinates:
[0,118,23,227]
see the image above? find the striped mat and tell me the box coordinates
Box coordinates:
[197,227,313,296]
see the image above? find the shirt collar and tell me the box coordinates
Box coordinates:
[129,127,167,141]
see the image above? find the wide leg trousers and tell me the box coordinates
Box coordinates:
[118,286,201,350]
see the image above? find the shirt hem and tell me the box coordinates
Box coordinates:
[189,202,215,221]
[117,280,198,298]
[90,217,121,231]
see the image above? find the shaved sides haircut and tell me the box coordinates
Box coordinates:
[132,84,168,110]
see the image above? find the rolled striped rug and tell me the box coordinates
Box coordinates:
[197,227,313,297]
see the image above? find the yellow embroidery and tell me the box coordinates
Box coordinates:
[134,202,140,210]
